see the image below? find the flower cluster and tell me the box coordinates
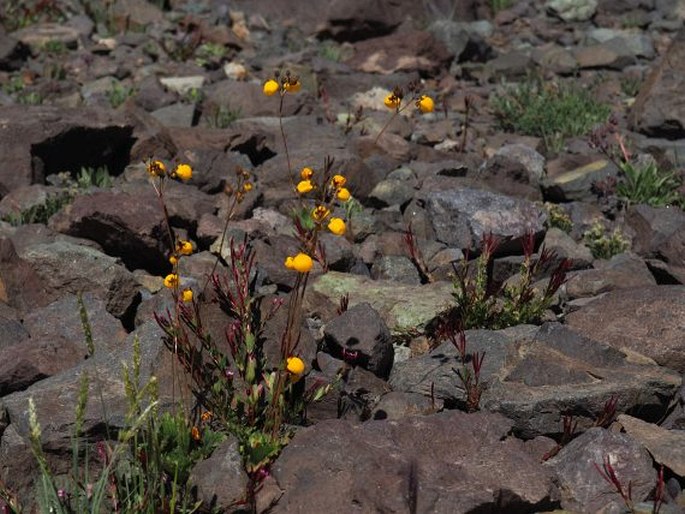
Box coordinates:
[146,159,193,181]
[285,164,352,273]
[163,237,195,302]
[383,83,435,114]
[262,69,301,97]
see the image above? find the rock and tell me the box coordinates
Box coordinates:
[371,255,421,285]
[50,190,168,275]
[0,321,177,505]
[477,144,545,200]
[0,302,28,349]
[564,251,656,299]
[542,227,594,271]
[371,391,438,420]
[484,50,534,79]
[318,0,426,42]
[547,0,598,21]
[367,179,415,208]
[0,105,134,196]
[159,76,206,96]
[110,0,165,33]
[346,30,452,77]
[14,238,140,320]
[0,293,126,396]
[10,23,81,51]
[626,203,685,270]
[323,302,394,379]
[617,414,685,476]
[531,43,578,75]
[422,187,547,253]
[543,158,620,202]
[150,103,196,128]
[566,286,685,372]
[573,39,638,70]
[260,411,557,513]
[390,323,681,437]
[0,31,27,71]
[188,437,249,511]
[204,80,309,118]
[546,427,655,513]
[309,271,454,336]
[629,28,685,138]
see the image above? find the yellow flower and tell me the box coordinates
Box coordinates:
[163,273,179,289]
[311,205,330,223]
[296,180,314,194]
[417,95,435,114]
[181,288,193,303]
[191,426,201,441]
[283,80,301,93]
[263,79,279,96]
[177,240,193,256]
[286,356,305,375]
[300,167,314,180]
[384,93,400,110]
[243,182,253,192]
[291,253,313,273]
[201,411,213,423]
[331,174,346,188]
[169,255,178,266]
[337,187,351,202]
[327,217,346,236]
[147,159,166,178]
[284,256,295,269]
[174,163,193,181]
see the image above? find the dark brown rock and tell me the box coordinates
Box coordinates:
[566,285,685,372]
[0,106,134,197]
[259,411,557,513]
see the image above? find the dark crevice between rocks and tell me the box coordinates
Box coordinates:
[646,260,684,285]
[465,488,559,514]
[119,291,142,333]
[31,126,135,183]
[232,135,277,167]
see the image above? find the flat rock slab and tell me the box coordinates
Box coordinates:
[309,271,454,335]
[260,411,557,513]
[617,414,685,477]
[390,323,681,437]
[566,286,685,372]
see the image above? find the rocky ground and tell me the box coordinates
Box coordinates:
[1,0,685,512]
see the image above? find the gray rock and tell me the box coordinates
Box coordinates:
[323,302,394,379]
[151,103,196,128]
[423,187,547,253]
[627,203,685,270]
[547,0,598,21]
[371,255,421,285]
[543,159,620,202]
[547,427,655,513]
[368,179,414,208]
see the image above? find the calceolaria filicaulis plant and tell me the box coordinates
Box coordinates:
[375,81,435,144]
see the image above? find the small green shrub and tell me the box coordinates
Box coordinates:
[107,81,134,109]
[492,78,612,154]
[194,42,226,68]
[616,160,683,208]
[490,0,512,13]
[543,202,573,234]
[1,193,72,226]
[583,221,630,259]
[205,104,241,128]
[451,232,571,330]
[77,166,114,189]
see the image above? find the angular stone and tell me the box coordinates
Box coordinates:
[564,252,656,299]
[546,427,654,513]
[0,106,134,196]
[188,437,249,510]
[10,23,80,51]
[423,187,546,253]
[323,303,394,379]
[261,411,557,513]
[629,28,685,138]
[566,286,685,372]
[626,203,685,269]
[617,414,685,476]
[547,0,598,21]
[390,323,681,437]
[309,271,454,336]
[543,159,620,202]
[15,239,140,319]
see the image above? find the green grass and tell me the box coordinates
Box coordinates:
[616,160,683,208]
[1,193,73,226]
[492,78,612,154]
[204,104,241,128]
